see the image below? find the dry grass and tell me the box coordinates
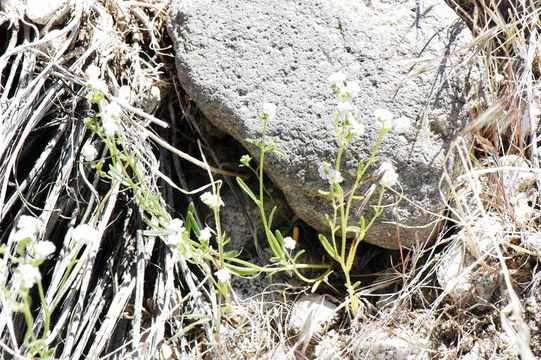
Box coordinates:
[0,1,219,358]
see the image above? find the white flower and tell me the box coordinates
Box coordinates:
[494,73,504,83]
[12,215,42,242]
[318,162,333,180]
[81,143,98,161]
[12,228,36,243]
[262,102,277,120]
[103,101,122,118]
[343,81,361,98]
[85,65,108,95]
[101,101,122,137]
[17,215,42,233]
[118,85,132,104]
[283,236,296,250]
[85,65,100,81]
[164,218,185,246]
[72,224,100,246]
[13,264,41,289]
[199,227,212,242]
[328,72,347,87]
[378,161,398,188]
[31,241,56,259]
[336,101,355,116]
[390,116,411,132]
[215,268,231,283]
[102,119,119,137]
[240,154,252,166]
[164,234,183,246]
[327,169,344,184]
[374,108,394,129]
[349,120,365,137]
[167,218,184,232]
[200,192,224,209]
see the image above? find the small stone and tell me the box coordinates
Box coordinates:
[288,295,338,339]
[497,155,536,196]
[353,328,429,360]
[26,0,70,25]
[313,330,343,360]
[436,240,499,308]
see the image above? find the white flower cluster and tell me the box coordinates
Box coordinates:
[318,162,343,184]
[9,216,57,291]
[377,161,398,188]
[12,215,42,243]
[328,72,365,138]
[240,154,252,166]
[101,101,122,137]
[198,226,212,242]
[84,65,123,137]
[81,143,98,162]
[12,215,56,260]
[261,102,277,120]
[159,218,194,260]
[12,264,42,290]
[200,191,224,209]
[328,72,360,98]
[85,65,108,96]
[164,218,186,246]
[72,224,101,247]
[283,236,296,250]
[373,108,410,132]
[29,240,56,259]
[215,268,231,283]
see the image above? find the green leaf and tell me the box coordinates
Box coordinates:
[223,250,239,258]
[274,229,284,247]
[318,234,338,261]
[345,226,362,233]
[359,216,366,229]
[185,204,200,234]
[141,230,168,237]
[268,206,277,229]
[246,138,264,148]
[236,177,261,206]
[324,214,334,225]
[225,264,258,275]
[292,249,306,261]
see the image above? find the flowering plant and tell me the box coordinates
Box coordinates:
[235,76,409,314]
[317,72,407,314]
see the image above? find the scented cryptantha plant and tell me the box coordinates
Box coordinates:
[237,73,409,315]
[315,72,409,314]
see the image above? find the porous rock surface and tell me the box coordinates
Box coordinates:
[167,0,476,249]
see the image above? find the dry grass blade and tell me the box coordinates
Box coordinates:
[0,0,220,358]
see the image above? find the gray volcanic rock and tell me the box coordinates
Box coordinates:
[167,0,475,249]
